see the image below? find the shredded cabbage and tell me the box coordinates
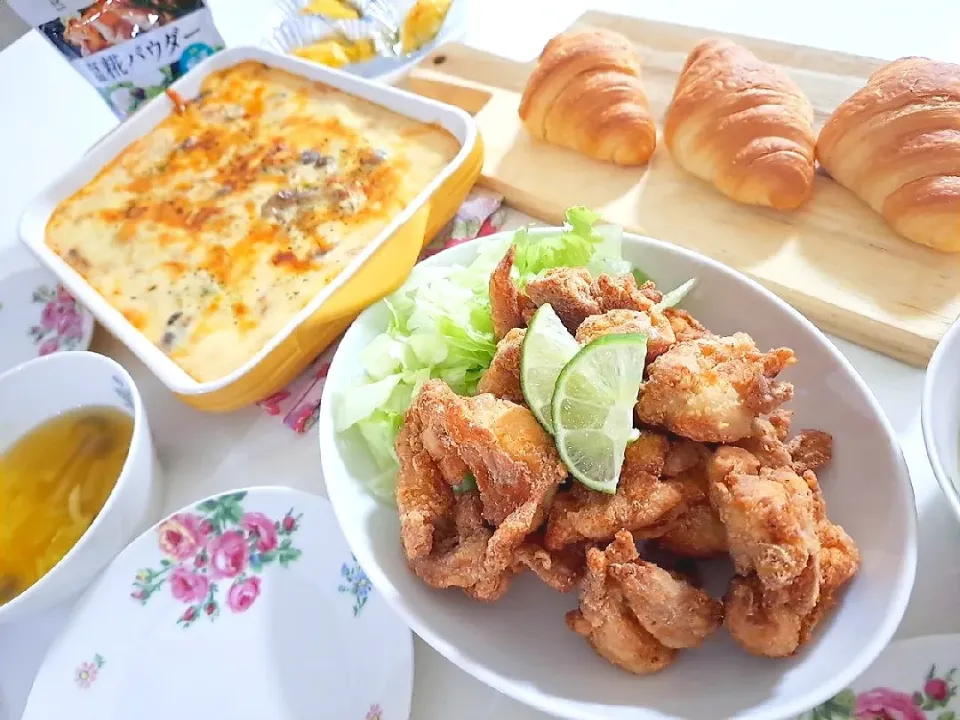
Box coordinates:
[333,206,641,502]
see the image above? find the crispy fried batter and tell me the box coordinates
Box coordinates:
[708,447,820,593]
[477,328,525,404]
[663,307,709,343]
[395,399,457,561]
[416,381,568,585]
[736,416,794,469]
[410,490,512,601]
[724,497,859,657]
[566,532,677,674]
[610,560,723,649]
[592,273,656,312]
[724,574,803,658]
[513,535,585,592]
[656,443,728,558]
[525,267,601,332]
[576,309,676,360]
[787,430,834,475]
[489,246,534,341]
[544,432,683,549]
[636,333,796,443]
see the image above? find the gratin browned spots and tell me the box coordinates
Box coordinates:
[46,61,460,382]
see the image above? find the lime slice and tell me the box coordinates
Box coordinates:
[551,333,648,494]
[520,304,581,434]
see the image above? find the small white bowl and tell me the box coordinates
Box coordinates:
[319,229,918,720]
[0,351,163,623]
[0,267,94,376]
[922,318,960,523]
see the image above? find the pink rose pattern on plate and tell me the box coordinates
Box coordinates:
[130,492,303,627]
[29,284,88,356]
[806,664,958,720]
[74,654,105,689]
[366,704,383,720]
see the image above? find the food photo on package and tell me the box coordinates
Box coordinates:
[8,0,225,117]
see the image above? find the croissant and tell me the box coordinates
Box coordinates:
[518,28,657,166]
[817,57,960,253]
[664,38,816,210]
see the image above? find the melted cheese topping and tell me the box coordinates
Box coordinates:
[47,61,460,383]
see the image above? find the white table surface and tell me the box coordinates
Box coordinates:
[2,1,960,717]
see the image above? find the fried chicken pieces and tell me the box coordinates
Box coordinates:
[394,260,858,673]
[567,531,722,674]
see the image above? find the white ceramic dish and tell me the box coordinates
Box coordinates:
[19,45,477,401]
[0,351,162,624]
[318,229,918,720]
[264,0,468,85]
[922,319,960,527]
[0,266,94,375]
[799,634,960,720]
[20,488,413,720]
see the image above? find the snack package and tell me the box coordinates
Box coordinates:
[8,0,225,118]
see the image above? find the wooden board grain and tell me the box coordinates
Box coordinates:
[399,11,960,367]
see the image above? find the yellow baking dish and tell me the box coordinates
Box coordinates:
[20,46,482,412]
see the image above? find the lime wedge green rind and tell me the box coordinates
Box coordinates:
[550,333,648,494]
[520,304,581,434]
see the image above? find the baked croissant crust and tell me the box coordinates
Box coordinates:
[664,38,816,210]
[519,28,657,166]
[817,57,960,253]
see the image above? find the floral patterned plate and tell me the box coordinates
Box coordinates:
[20,488,413,720]
[0,267,94,375]
[799,634,960,720]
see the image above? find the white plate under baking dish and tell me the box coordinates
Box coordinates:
[18,45,477,404]
[21,488,413,720]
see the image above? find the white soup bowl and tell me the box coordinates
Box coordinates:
[0,351,162,623]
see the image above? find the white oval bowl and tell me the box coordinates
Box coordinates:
[922,316,960,525]
[0,351,163,623]
[318,229,918,720]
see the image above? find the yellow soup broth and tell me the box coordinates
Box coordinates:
[0,406,134,604]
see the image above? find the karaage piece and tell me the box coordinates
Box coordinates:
[724,510,859,657]
[663,307,710,343]
[724,574,804,657]
[410,490,513,601]
[489,246,534,340]
[655,439,728,558]
[798,517,859,643]
[416,380,568,583]
[609,560,723,649]
[566,532,676,674]
[591,273,657,312]
[636,332,796,443]
[544,432,683,549]
[708,446,820,593]
[513,535,585,592]
[476,328,525,404]
[787,429,834,474]
[575,309,676,360]
[395,398,457,561]
[525,267,601,332]
[735,415,794,469]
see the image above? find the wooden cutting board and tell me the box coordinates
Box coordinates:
[399,10,959,368]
